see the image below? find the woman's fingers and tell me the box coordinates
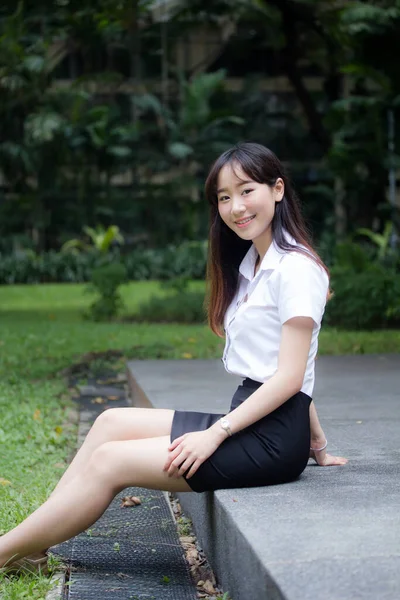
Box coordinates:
[168,434,186,451]
[175,456,194,478]
[322,453,348,466]
[310,449,349,466]
[166,452,185,476]
[185,458,202,479]
[163,444,184,472]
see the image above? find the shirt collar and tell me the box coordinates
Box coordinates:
[238,230,297,281]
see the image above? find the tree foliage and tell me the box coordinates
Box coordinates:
[0,0,399,254]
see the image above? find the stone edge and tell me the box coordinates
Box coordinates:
[45,571,66,600]
[126,364,286,600]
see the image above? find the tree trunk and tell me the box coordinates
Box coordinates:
[334,177,346,239]
[279,6,330,153]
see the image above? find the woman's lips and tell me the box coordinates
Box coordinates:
[235,215,256,228]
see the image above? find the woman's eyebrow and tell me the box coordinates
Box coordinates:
[217,180,253,194]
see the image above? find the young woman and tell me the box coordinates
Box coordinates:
[0,142,347,575]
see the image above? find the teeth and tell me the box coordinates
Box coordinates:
[236,216,254,225]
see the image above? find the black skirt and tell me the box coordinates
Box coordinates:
[170,378,312,493]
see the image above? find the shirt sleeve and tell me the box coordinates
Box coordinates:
[277,252,329,326]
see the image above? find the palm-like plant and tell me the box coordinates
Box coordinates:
[355,222,395,262]
[61,225,124,254]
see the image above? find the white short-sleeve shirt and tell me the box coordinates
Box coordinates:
[222,233,329,397]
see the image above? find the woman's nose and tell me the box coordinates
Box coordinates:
[231,198,246,215]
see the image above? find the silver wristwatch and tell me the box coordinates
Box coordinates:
[220,417,233,437]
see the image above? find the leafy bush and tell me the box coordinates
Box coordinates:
[85,262,128,321]
[123,240,208,281]
[0,240,208,284]
[332,241,373,272]
[0,250,115,284]
[325,265,400,329]
[131,291,206,324]
[160,276,191,294]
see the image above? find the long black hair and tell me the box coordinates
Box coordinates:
[204,142,330,337]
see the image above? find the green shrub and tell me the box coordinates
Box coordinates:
[132,291,206,324]
[333,241,373,272]
[85,262,128,321]
[161,240,208,279]
[160,276,191,294]
[0,240,207,284]
[0,250,116,284]
[325,265,400,329]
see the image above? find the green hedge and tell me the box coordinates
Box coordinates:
[325,265,400,329]
[129,262,400,330]
[0,240,208,284]
[131,290,207,324]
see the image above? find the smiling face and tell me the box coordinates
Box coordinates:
[216,162,284,256]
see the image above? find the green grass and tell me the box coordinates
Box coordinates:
[0,280,399,598]
[0,281,223,382]
[0,376,77,596]
[0,282,399,383]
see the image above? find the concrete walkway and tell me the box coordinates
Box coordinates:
[127,354,400,600]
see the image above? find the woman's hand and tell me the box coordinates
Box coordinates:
[163,428,225,480]
[309,441,348,467]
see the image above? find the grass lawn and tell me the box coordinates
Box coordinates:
[0,281,399,598]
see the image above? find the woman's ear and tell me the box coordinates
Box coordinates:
[274,178,285,202]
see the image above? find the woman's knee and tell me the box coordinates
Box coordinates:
[85,441,122,484]
[93,407,129,431]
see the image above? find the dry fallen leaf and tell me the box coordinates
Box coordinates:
[203,580,217,594]
[121,495,141,508]
[179,536,195,544]
[91,397,106,404]
[0,478,11,486]
[33,409,41,421]
[186,548,199,565]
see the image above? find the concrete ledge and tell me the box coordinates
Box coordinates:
[127,356,400,600]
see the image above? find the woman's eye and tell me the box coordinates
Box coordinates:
[242,189,253,196]
[218,195,229,202]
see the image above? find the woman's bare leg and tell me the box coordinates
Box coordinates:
[6,408,175,558]
[50,407,174,497]
[0,436,192,568]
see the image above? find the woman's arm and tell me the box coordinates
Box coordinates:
[208,316,348,467]
[309,400,325,444]
[309,401,348,466]
[209,316,313,438]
